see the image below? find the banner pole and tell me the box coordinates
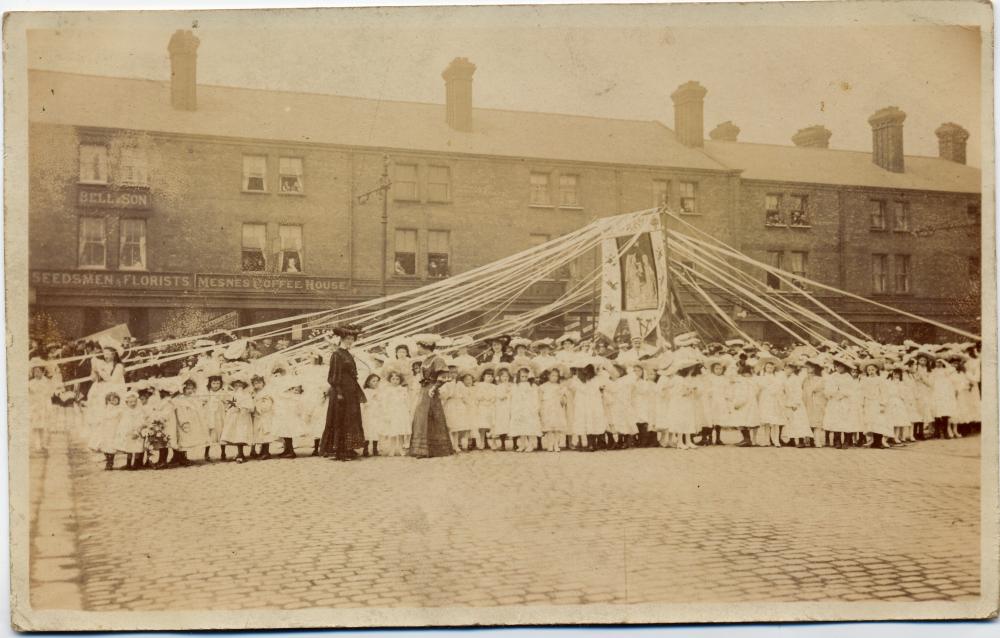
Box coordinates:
[660,206,674,346]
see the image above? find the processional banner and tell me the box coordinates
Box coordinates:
[596,213,668,341]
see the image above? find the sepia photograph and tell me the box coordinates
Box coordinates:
[4,0,998,631]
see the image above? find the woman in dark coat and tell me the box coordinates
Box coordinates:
[409,335,454,458]
[320,325,367,461]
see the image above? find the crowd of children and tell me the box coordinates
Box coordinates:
[27,329,983,470]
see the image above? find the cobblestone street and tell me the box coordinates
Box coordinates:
[40,435,981,611]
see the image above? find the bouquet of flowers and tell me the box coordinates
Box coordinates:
[141,419,171,451]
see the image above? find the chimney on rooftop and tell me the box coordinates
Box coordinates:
[935,122,969,164]
[442,57,476,132]
[168,29,200,111]
[671,81,708,147]
[868,106,906,173]
[709,121,740,142]
[791,125,832,149]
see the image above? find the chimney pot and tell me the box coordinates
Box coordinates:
[442,57,476,132]
[168,29,200,111]
[868,106,906,173]
[935,122,969,164]
[709,121,740,142]
[670,81,708,147]
[791,125,832,148]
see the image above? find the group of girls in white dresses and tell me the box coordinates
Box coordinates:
[29,333,983,469]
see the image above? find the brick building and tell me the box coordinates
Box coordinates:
[27,30,981,343]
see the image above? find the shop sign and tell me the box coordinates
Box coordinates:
[194,273,351,294]
[30,270,191,290]
[77,186,151,210]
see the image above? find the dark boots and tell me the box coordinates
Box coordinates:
[311,439,320,456]
[259,443,272,460]
[104,453,115,471]
[279,437,296,458]
[738,428,753,447]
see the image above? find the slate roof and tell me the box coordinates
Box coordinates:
[28,69,727,171]
[703,140,980,194]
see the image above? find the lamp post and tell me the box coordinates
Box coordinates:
[357,155,392,304]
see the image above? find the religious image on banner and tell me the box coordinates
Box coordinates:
[616,233,659,311]
[597,211,668,341]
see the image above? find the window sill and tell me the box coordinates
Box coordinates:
[764,222,786,228]
[892,229,911,233]
[78,181,109,187]
[679,211,701,216]
[78,265,108,271]
[392,274,421,280]
[241,270,269,275]
[119,266,148,272]
[870,227,887,232]
[529,203,555,209]
[241,189,269,195]
[789,224,812,229]
[559,205,584,211]
[278,191,306,197]
[394,197,420,204]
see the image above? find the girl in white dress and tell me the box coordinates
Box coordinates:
[668,363,702,450]
[729,364,759,447]
[603,364,636,449]
[202,375,227,461]
[886,366,914,444]
[493,365,513,451]
[754,358,786,448]
[271,381,309,459]
[86,347,125,441]
[221,376,255,463]
[250,375,276,459]
[859,361,891,448]
[472,367,497,450]
[114,391,146,470]
[630,365,657,447]
[802,361,827,447]
[703,359,732,446]
[568,363,607,451]
[654,367,675,447]
[909,355,935,439]
[952,357,980,434]
[361,373,383,457]
[377,371,411,456]
[782,361,813,447]
[509,364,542,453]
[440,371,472,452]
[538,368,568,452]
[91,391,122,470]
[173,379,212,465]
[28,362,55,451]
[929,358,960,439]
[824,360,858,449]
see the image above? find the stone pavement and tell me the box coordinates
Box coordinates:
[35,435,981,610]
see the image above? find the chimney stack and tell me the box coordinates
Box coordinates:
[935,122,969,164]
[168,29,200,111]
[442,57,476,132]
[709,121,740,142]
[868,106,906,173]
[791,125,832,148]
[671,81,708,147]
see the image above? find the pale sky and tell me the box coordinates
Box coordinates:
[25,8,983,165]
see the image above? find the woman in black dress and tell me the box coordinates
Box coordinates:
[319,325,367,461]
[408,335,454,458]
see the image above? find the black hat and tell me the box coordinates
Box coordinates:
[332,324,363,338]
